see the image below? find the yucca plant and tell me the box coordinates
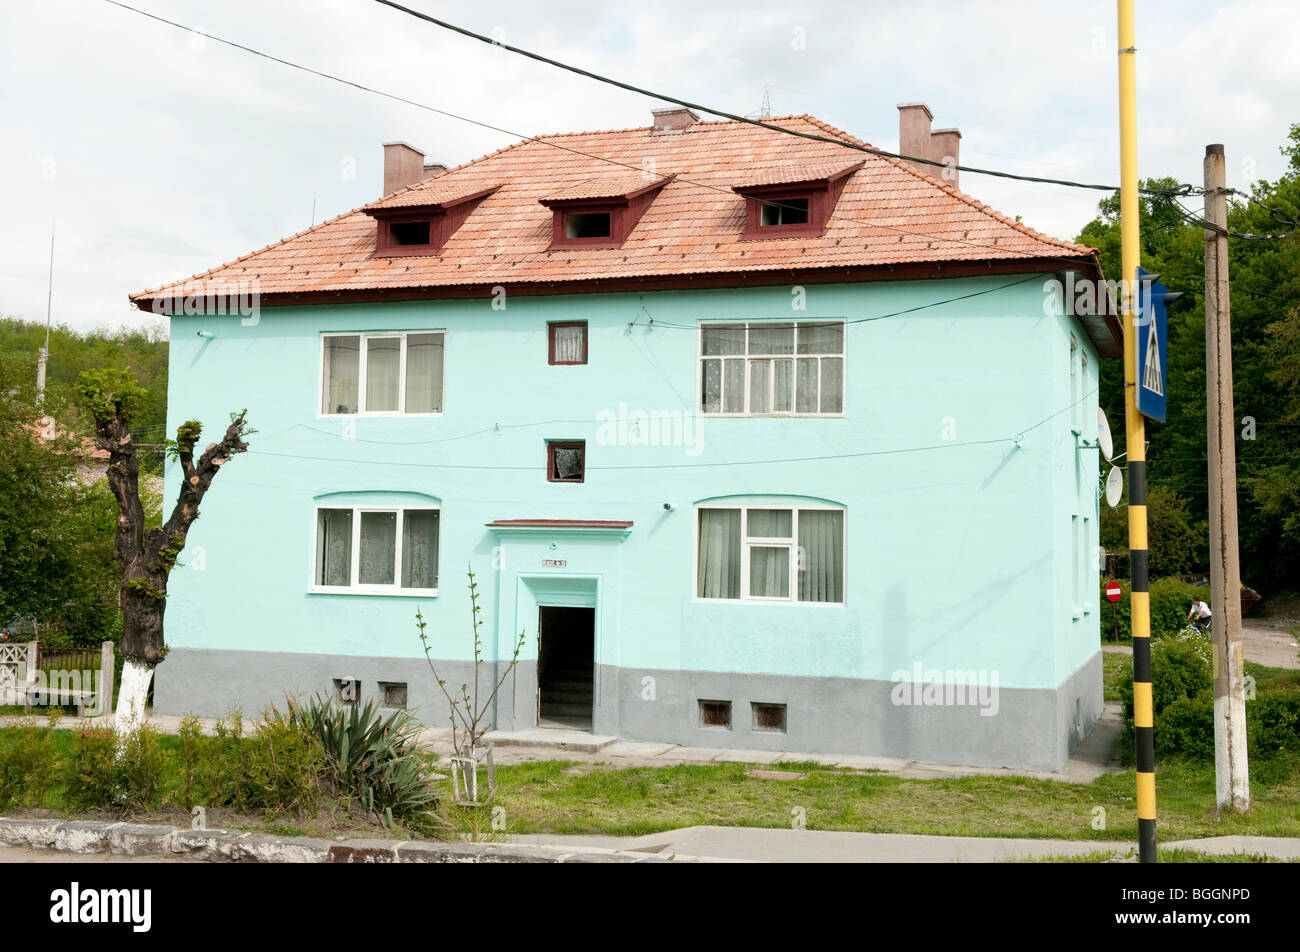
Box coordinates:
[279,694,437,825]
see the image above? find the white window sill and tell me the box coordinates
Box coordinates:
[308,588,439,598]
[694,597,845,607]
[697,412,846,419]
[316,413,445,420]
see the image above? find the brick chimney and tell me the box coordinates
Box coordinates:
[930,128,961,188]
[651,107,700,134]
[382,142,427,196]
[896,103,962,188]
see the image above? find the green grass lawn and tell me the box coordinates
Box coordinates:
[1103,651,1131,701]
[449,757,1300,843]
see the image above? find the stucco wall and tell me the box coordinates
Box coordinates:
[159,276,1102,750]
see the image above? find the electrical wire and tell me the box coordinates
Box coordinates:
[1154,190,1297,241]
[99,0,1122,274]
[370,0,1199,201]
[241,386,1098,469]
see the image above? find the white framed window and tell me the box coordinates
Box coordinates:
[320,331,444,415]
[312,506,440,594]
[698,321,845,417]
[696,504,844,604]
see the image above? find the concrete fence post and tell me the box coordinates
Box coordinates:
[98,641,116,721]
[24,641,37,683]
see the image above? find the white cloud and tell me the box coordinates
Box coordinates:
[1,0,1294,332]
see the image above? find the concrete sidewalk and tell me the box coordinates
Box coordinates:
[506,825,1300,863]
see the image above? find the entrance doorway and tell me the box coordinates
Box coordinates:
[537,606,594,730]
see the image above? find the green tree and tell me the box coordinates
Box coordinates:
[1075,126,1300,588]
[76,369,251,733]
[1100,484,1206,579]
[0,382,119,643]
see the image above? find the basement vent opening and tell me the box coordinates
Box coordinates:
[565,212,612,240]
[760,198,809,226]
[752,702,788,733]
[380,681,408,709]
[699,699,732,729]
[390,221,432,246]
[334,677,361,705]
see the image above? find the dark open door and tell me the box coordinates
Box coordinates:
[537,606,594,729]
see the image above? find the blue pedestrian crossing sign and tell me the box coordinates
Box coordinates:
[1135,267,1169,422]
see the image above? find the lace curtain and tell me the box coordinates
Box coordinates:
[552,324,586,362]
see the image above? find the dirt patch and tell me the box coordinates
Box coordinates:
[1242,624,1300,669]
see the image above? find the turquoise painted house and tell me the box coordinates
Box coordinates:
[132,105,1118,770]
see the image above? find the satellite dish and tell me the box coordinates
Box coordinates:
[1097,408,1114,461]
[1105,467,1124,508]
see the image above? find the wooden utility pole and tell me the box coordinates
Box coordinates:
[1202,144,1250,811]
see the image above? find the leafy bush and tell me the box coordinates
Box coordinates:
[61,728,118,810]
[115,723,166,811]
[243,715,326,817]
[1100,576,1211,642]
[1153,696,1216,760]
[1118,630,1213,722]
[1118,631,1300,770]
[1250,693,1300,760]
[0,716,58,808]
[283,695,437,824]
[61,723,166,813]
[173,714,205,811]
[204,707,250,810]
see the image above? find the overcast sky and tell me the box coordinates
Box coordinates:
[2,0,1297,334]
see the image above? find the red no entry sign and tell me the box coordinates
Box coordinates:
[1105,581,1123,603]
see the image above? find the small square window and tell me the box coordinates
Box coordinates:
[379,682,408,709]
[389,221,431,246]
[547,440,585,483]
[699,699,732,729]
[752,702,787,733]
[548,322,588,365]
[565,212,612,239]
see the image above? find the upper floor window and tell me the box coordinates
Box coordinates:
[699,321,845,416]
[733,161,862,240]
[321,331,444,415]
[313,505,440,594]
[548,322,588,365]
[547,440,586,483]
[759,196,810,227]
[696,504,844,603]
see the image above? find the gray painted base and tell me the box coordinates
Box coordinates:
[155,648,1102,771]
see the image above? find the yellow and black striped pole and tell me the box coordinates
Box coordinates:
[1118,0,1156,863]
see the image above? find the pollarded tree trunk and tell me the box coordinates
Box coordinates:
[80,370,250,736]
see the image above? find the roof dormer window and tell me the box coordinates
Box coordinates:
[734,161,863,240]
[541,174,674,250]
[565,211,613,240]
[364,183,500,258]
[388,220,432,246]
[760,197,810,227]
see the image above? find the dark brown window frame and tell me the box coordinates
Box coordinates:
[734,161,863,241]
[546,440,586,483]
[547,321,589,365]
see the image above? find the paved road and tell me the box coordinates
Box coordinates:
[508,826,1300,863]
[0,846,196,863]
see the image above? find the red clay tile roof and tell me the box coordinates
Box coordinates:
[365,179,501,211]
[131,115,1097,305]
[732,160,864,190]
[541,172,674,202]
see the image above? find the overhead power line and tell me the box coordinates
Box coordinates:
[99,0,1113,271]
[371,0,1195,200]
